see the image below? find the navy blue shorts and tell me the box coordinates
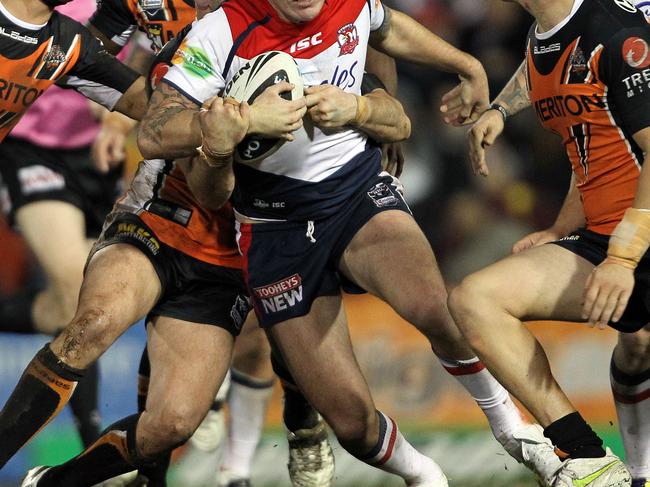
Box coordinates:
[552,228,650,333]
[237,171,411,328]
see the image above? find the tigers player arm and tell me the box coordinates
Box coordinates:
[370,6,488,126]
[467,60,529,176]
[138,82,203,159]
[584,128,650,327]
[178,97,249,210]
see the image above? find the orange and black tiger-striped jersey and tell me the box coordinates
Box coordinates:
[0,4,139,142]
[527,0,650,235]
[89,0,196,53]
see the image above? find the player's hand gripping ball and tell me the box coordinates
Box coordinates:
[223,51,305,163]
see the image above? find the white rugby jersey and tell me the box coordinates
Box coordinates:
[163,0,386,221]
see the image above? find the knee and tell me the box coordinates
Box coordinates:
[152,405,203,449]
[53,307,113,366]
[614,330,650,373]
[448,277,489,344]
[400,286,449,336]
[323,397,376,450]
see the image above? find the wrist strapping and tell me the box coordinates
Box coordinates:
[196,142,233,168]
[352,95,370,127]
[606,207,650,269]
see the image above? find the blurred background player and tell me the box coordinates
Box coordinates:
[449,0,650,486]
[0,0,122,450]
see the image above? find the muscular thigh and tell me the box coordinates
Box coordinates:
[464,243,595,321]
[145,315,235,426]
[339,210,446,311]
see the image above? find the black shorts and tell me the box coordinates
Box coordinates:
[238,171,412,328]
[92,212,250,336]
[552,228,650,333]
[0,136,122,238]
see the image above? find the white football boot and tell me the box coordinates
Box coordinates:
[553,448,631,487]
[287,418,335,487]
[511,424,563,486]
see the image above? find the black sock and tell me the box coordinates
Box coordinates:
[41,414,147,486]
[544,412,606,459]
[69,362,101,447]
[271,350,318,432]
[0,344,84,468]
[0,289,37,334]
[135,346,169,487]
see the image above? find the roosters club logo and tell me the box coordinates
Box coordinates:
[623,36,650,69]
[337,23,359,56]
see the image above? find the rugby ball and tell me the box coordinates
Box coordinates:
[223,51,304,164]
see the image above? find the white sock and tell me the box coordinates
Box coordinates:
[610,360,650,479]
[361,411,447,486]
[220,369,275,479]
[438,357,525,441]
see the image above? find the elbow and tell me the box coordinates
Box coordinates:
[137,125,160,160]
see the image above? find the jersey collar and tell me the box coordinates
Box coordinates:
[0,0,48,30]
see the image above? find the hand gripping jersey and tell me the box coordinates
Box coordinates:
[0,2,138,143]
[89,0,196,53]
[163,0,386,221]
[114,26,242,269]
[526,0,650,234]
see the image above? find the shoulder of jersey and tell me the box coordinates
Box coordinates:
[221,0,269,35]
[593,0,649,29]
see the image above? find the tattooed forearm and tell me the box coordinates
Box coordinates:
[493,60,530,117]
[137,83,202,159]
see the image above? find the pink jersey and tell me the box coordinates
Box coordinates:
[10,0,100,149]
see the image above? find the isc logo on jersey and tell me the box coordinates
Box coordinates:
[254,274,303,313]
[290,33,323,53]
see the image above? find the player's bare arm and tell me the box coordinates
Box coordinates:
[492,60,530,118]
[467,61,530,176]
[139,81,307,160]
[112,76,148,120]
[365,47,397,95]
[365,49,405,176]
[370,6,488,126]
[583,127,650,328]
[305,84,410,143]
[512,173,585,254]
[138,83,203,159]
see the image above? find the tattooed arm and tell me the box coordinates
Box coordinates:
[492,60,530,117]
[137,82,203,160]
[466,60,530,176]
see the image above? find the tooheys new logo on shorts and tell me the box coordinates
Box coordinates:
[172,41,214,78]
[254,274,303,314]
